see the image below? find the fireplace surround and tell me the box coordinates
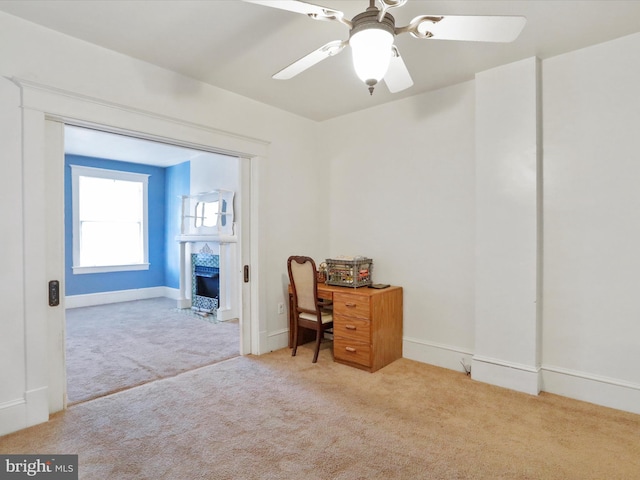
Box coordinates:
[192,255,220,313]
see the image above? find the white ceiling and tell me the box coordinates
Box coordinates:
[2,1,640,121]
[64,125,211,167]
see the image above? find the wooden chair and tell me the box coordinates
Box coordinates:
[287,255,333,363]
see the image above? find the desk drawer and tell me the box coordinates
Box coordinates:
[334,293,370,320]
[334,337,371,367]
[333,315,370,342]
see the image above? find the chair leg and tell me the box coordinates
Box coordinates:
[291,322,298,357]
[312,328,322,363]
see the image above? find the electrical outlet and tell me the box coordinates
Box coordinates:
[278,303,285,315]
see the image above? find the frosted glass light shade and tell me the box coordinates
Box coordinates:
[350,27,394,85]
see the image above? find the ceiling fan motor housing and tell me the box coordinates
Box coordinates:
[349,8,396,39]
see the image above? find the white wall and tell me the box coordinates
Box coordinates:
[190,153,239,195]
[320,82,477,370]
[542,32,640,412]
[322,33,640,414]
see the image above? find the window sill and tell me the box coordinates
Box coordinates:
[72,263,150,275]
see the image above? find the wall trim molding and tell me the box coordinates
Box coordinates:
[541,364,640,415]
[0,387,48,437]
[11,74,263,357]
[65,287,178,309]
[542,364,640,391]
[473,354,540,374]
[9,77,270,158]
[267,328,289,354]
[472,355,541,395]
[0,400,27,437]
[402,338,640,414]
[403,336,473,374]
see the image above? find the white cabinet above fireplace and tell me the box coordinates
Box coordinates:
[177,190,237,243]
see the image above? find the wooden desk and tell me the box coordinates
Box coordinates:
[288,283,403,372]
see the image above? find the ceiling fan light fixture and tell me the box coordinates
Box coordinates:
[350,27,394,92]
[349,8,395,94]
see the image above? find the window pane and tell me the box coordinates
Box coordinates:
[76,171,146,268]
[79,176,142,223]
[80,221,143,266]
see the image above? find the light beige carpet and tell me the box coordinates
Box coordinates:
[2,342,639,479]
[65,297,239,404]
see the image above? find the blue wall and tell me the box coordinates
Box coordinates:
[64,155,191,296]
[165,161,190,289]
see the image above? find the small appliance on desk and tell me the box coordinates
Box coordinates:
[325,256,373,288]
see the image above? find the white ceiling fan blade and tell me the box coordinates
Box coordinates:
[273,40,346,80]
[384,46,413,93]
[243,0,348,25]
[403,14,526,43]
[376,0,408,22]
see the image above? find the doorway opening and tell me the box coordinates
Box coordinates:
[63,124,247,404]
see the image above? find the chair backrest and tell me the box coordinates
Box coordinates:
[288,256,318,314]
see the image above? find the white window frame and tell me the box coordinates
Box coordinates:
[70,164,150,274]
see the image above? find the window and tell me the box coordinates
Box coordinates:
[71,165,150,274]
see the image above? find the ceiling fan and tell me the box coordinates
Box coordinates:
[244,0,526,94]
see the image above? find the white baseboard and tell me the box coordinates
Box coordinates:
[217,308,236,322]
[163,287,181,301]
[267,328,289,354]
[403,336,473,374]
[65,286,178,309]
[403,337,640,413]
[541,365,640,415]
[404,338,542,396]
[25,386,49,426]
[0,387,49,437]
[472,355,541,395]
[0,398,28,437]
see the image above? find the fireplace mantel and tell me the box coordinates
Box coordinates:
[177,234,237,244]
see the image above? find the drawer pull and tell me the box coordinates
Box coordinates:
[345,302,357,308]
[345,347,357,353]
[345,324,357,330]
